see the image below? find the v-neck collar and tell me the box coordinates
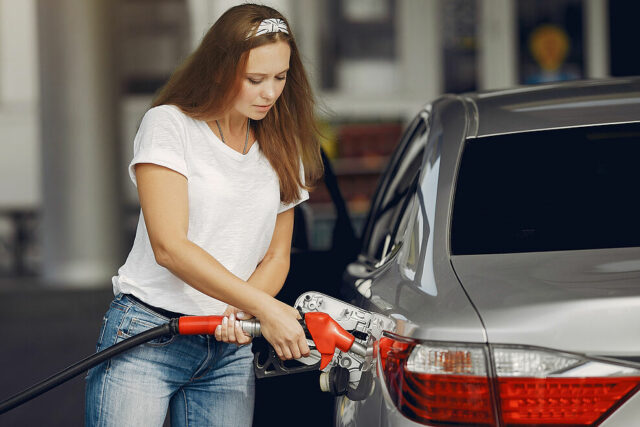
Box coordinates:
[200,120,259,161]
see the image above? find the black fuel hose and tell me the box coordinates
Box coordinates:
[0,319,178,415]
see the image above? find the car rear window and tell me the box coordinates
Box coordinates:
[451,123,640,254]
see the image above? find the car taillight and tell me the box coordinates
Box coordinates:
[494,347,640,425]
[378,335,640,426]
[378,334,496,425]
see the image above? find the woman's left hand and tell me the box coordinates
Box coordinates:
[214,305,253,345]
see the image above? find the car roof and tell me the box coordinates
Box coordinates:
[463,77,640,138]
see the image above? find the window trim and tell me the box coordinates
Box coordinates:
[360,112,430,266]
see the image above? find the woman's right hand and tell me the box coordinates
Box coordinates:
[256,298,310,360]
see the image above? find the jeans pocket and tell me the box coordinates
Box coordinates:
[95,316,108,352]
[118,316,175,347]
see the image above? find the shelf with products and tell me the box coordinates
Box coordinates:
[330,155,389,175]
[305,120,403,249]
[302,203,369,251]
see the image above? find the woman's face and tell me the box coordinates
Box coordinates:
[233,40,291,121]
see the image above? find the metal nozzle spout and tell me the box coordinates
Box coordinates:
[239,319,261,337]
[350,341,367,357]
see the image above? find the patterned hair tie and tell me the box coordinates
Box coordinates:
[253,18,289,37]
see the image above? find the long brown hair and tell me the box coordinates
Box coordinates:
[152,4,322,203]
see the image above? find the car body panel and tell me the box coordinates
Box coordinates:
[600,389,640,425]
[451,248,640,356]
[468,78,640,137]
[348,96,487,344]
[338,97,487,426]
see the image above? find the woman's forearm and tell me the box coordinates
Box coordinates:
[246,254,290,296]
[244,208,294,298]
[156,237,270,317]
[156,235,307,361]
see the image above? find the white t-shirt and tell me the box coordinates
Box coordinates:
[113,105,308,315]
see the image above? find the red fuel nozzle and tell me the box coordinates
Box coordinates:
[178,315,225,335]
[304,312,356,369]
[177,315,262,337]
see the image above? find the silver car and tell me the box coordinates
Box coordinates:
[335,78,640,426]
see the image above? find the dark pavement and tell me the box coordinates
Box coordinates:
[0,279,113,426]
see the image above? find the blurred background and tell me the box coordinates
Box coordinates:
[0,0,638,425]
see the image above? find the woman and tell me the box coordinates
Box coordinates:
[85,4,323,426]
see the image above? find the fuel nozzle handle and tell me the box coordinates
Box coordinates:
[178,315,262,337]
[304,312,366,369]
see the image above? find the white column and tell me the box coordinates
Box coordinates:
[292,0,322,91]
[186,0,216,50]
[479,0,517,90]
[0,0,41,211]
[398,0,443,101]
[0,0,38,106]
[187,0,293,50]
[37,0,120,286]
[584,0,609,78]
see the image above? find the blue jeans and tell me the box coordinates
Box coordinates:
[85,294,255,427]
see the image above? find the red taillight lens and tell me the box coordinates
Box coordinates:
[377,336,640,426]
[494,347,640,425]
[499,376,640,425]
[378,335,496,425]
